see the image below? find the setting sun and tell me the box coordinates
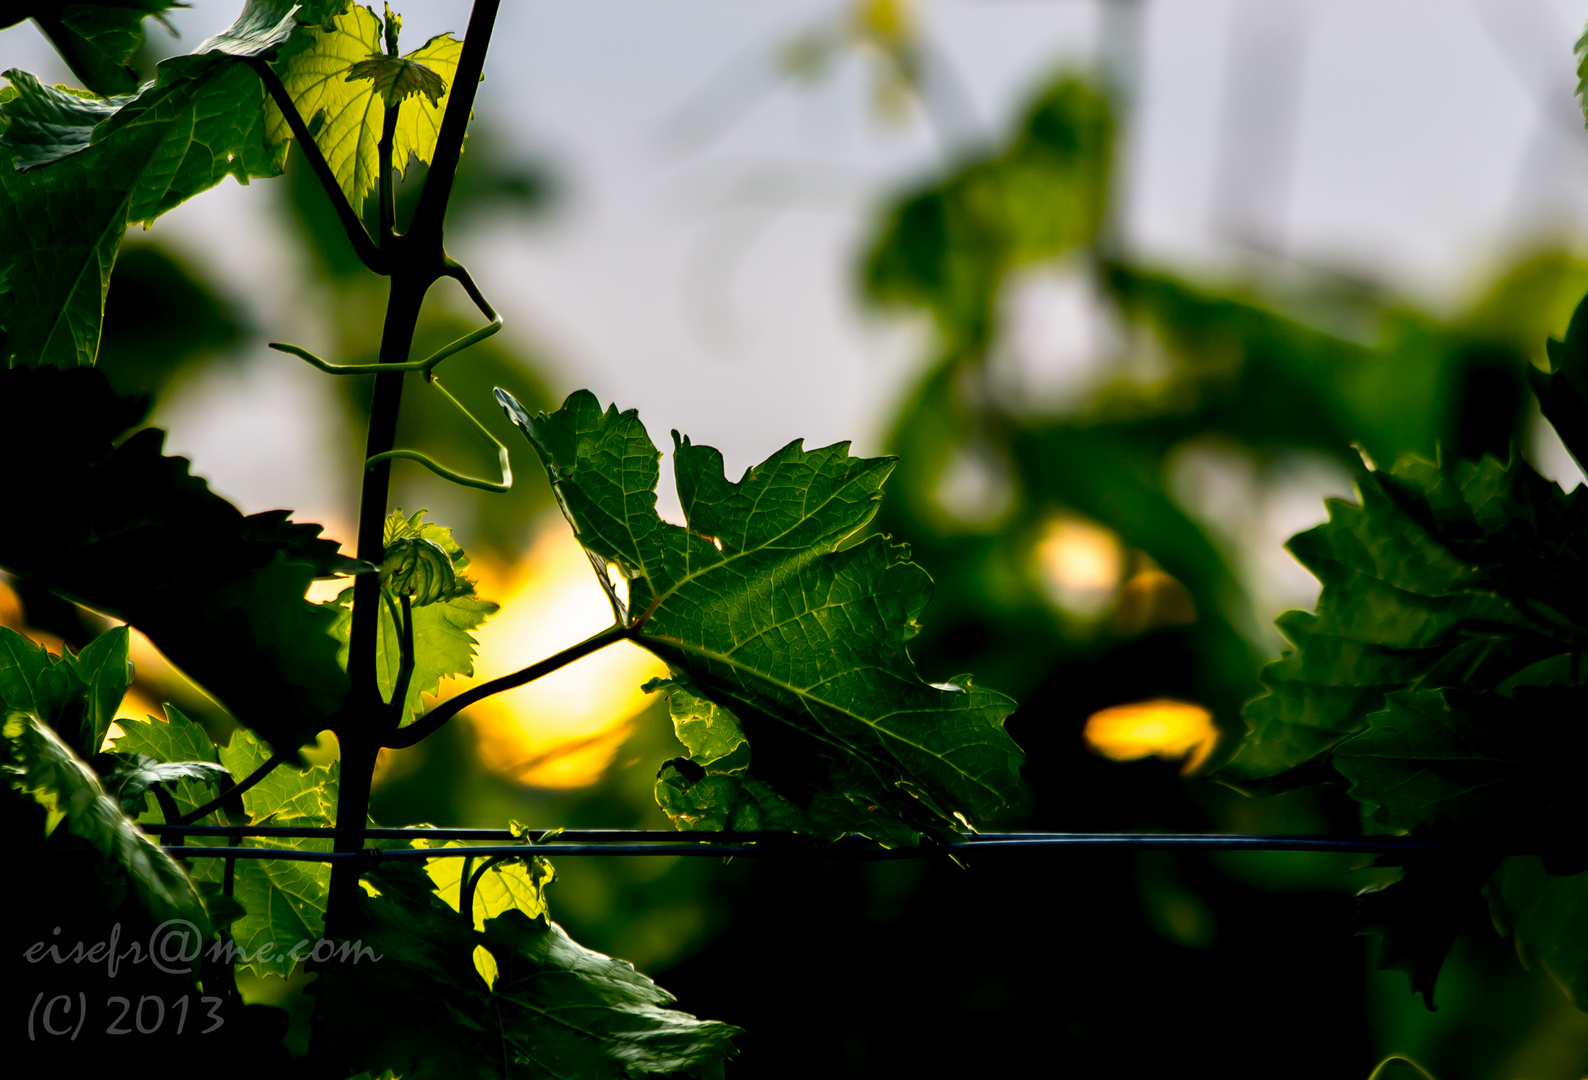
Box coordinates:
[442,515,668,788]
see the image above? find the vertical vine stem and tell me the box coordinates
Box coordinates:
[327,0,505,930]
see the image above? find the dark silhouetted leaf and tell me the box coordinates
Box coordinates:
[0,365,362,753]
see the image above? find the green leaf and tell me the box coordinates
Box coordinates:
[862,76,1112,347]
[0,624,131,757]
[648,681,813,834]
[4,709,207,929]
[110,703,224,819]
[214,725,337,977]
[109,710,336,976]
[420,838,554,930]
[1356,854,1498,1010]
[0,366,362,753]
[329,509,497,725]
[482,909,740,1079]
[221,724,338,824]
[1332,686,1588,840]
[1216,452,1572,790]
[316,852,736,1079]
[1530,288,1588,471]
[347,54,448,109]
[100,752,230,813]
[500,389,1023,843]
[112,702,219,769]
[0,1,329,368]
[266,3,464,209]
[1220,434,1588,1007]
[1487,856,1588,1008]
[381,536,458,606]
[6,2,179,96]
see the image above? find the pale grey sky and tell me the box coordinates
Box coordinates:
[5,0,1588,542]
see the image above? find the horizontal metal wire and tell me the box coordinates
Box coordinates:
[156,832,1460,863]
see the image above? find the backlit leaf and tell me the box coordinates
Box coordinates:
[214,725,337,977]
[265,3,463,209]
[500,388,1023,843]
[327,509,496,726]
[0,1,334,367]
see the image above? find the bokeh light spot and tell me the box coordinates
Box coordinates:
[1083,699,1217,774]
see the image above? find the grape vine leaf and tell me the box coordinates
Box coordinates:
[497,388,1024,843]
[421,838,553,930]
[130,715,337,978]
[1215,452,1577,791]
[1487,856,1588,1008]
[1530,288,1588,472]
[1219,438,1588,1006]
[101,753,231,814]
[0,365,363,754]
[1356,853,1499,1009]
[111,703,227,820]
[482,909,740,1079]
[1332,686,1588,843]
[326,509,496,726]
[4,2,179,96]
[0,0,338,368]
[4,709,208,930]
[650,680,814,834]
[316,852,738,1079]
[264,2,463,209]
[0,624,130,758]
[218,728,336,977]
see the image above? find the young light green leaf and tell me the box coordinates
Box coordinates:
[0,1,330,367]
[0,366,362,753]
[5,2,180,96]
[266,3,463,209]
[221,725,338,825]
[329,509,497,725]
[420,838,554,930]
[500,389,1024,843]
[4,710,207,929]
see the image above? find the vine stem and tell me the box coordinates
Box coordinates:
[175,749,290,825]
[384,623,634,749]
[327,0,505,928]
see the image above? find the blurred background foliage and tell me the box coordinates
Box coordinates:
[7,0,1588,1076]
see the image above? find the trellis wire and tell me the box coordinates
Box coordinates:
[145,827,1459,862]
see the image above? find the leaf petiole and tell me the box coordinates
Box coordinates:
[385,622,635,749]
[174,748,292,825]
